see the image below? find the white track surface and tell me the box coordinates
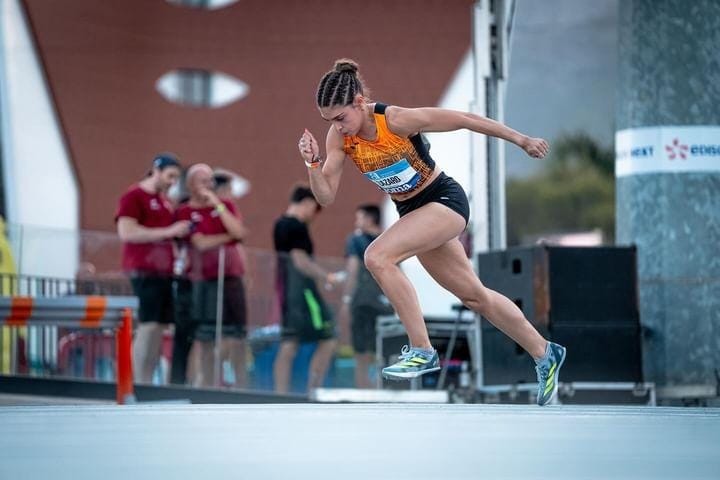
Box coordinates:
[1,404,719,479]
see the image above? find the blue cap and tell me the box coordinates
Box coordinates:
[152,152,181,170]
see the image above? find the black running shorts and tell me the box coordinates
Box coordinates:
[393,172,470,226]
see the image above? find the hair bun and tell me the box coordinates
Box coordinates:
[334,58,359,74]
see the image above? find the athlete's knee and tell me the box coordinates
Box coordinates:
[363,244,394,275]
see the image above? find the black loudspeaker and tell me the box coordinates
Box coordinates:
[477,246,642,384]
[480,327,546,385]
[551,324,642,382]
[477,247,551,328]
[545,247,639,325]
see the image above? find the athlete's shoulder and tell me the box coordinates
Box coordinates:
[382,105,416,138]
[384,104,414,118]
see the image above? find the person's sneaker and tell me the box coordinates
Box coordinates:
[535,342,567,406]
[382,345,440,380]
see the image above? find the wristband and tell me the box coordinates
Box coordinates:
[214,203,226,214]
[305,156,322,169]
[342,294,352,305]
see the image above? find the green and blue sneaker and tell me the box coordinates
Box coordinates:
[382,345,440,380]
[535,342,567,406]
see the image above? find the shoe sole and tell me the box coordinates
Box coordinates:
[382,367,441,381]
[538,346,567,406]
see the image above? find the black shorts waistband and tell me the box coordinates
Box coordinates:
[392,172,447,207]
[392,171,470,226]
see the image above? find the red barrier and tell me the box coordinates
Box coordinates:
[116,308,135,404]
[0,295,137,404]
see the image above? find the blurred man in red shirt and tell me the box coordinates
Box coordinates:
[176,163,248,387]
[115,153,190,383]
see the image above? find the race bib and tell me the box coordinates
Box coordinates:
[364,159,420,194]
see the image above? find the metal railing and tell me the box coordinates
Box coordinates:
[0,295,137,403]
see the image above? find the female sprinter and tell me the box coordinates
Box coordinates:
[298,59,566,406]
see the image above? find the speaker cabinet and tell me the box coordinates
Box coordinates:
[477,246,642,384]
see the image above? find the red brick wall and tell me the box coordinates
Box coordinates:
[22,0,472,257]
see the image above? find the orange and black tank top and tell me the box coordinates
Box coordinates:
[343,103,436,195]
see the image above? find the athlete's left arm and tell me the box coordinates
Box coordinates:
[387,106,549,159]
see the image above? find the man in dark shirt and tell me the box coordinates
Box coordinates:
[272,185,340,393]
[340,204,393,388]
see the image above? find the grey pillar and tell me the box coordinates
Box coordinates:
[616,0,720,387]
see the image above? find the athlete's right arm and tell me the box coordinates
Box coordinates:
[300,127,345,206]
[117,217,190,243]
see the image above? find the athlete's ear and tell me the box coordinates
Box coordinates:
[353,94,365,108]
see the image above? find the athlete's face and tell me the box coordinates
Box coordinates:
[318,101,365,136]
[156,166,181,192]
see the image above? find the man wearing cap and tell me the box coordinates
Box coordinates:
[115,153,191,383]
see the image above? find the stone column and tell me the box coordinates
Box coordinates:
[615,0,720,388]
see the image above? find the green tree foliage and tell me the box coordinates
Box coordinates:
[506,132,615,246]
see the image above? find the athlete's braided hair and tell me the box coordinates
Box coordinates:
[316,58,368,107]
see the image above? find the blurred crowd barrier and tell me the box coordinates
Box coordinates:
[0,221,354,394]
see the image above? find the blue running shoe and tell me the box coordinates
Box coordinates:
[382,345,440,380]
[535,342,567,406]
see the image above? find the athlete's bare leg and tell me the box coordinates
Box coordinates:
[363,202,466,349]
[417,237,547,359]
[365,200,547,359]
